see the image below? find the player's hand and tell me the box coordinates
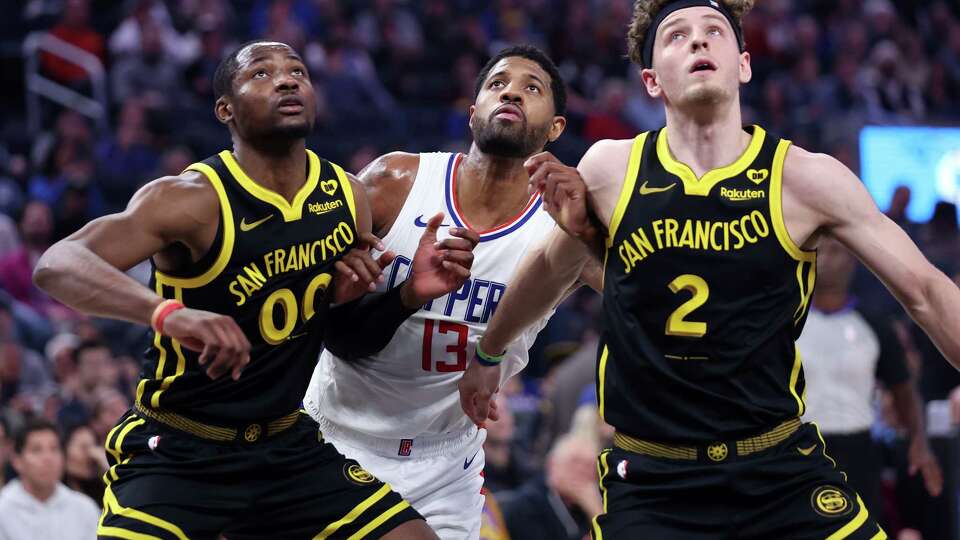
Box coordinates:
[525,152,594,240]
[458,355,502,426]
[401,213,479,308]
[332,232,396,305]
[908,437,943,497]
[162,308,251,380]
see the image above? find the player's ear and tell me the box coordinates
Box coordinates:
[215,97,233,125]
[739,51,752,84]
[548,115,566,142]
[641,68,661,99]
[467,105,476,130]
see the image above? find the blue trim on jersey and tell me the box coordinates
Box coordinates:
[443,153,545,242]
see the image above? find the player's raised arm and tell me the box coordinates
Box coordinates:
[786,147,960,370]
[459,225,590,424]
[32,173,251,379]
[324,166,480,361]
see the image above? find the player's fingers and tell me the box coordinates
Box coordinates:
[344,256,378,290]
[488,398,500,421]
[356,250,385,283]
[334,260,360,282]
[441,260,471,278]
[523,151,557,174]
[421,212,445,242]
[925,464,944,496]
[376,250,396,269]
[448,226,480,246]
[357,232,385,251]
[441,250,474,266]
[435,237,476,252]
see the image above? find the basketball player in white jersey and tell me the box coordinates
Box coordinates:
[304,45,597,538]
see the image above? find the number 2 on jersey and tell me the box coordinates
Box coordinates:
[422,319,469,372]
[665,274,709,338]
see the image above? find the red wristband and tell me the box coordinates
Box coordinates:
[151,300,185,335]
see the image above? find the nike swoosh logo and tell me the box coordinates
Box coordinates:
[414,215,452,228]
[240,214,274,232]
[638,181,677,196]
[463,449,480,470]
[797,444,817,456]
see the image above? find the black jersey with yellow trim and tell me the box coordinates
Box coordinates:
[599,125,816,444]
[138,149,357,424]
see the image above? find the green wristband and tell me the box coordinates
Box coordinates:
[475,343,505,367]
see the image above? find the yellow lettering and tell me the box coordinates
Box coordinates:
[623,241,642,271]
[284,246,300,273]
[310,240,322,265]
[274,248,286,276]
[237,274,260,297]
[710,222,724,251]
[619,245,632,274]
[751,210,770,238]
[244,263,267,287]
[740,214,757,244]
[229,281,246,307]
[652,220,665,250]
[264,252,274,277]
[303,273,333,321]
[665,219,679,248]
[695,220,711,250]
[730,219,744,249]
[678,220,695,249]
[631,230,654,258]
[299,244,311,269]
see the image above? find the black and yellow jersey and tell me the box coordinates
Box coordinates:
[137,150,357,425]
[599,125,816,444]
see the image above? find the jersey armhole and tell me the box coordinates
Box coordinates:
[329,162,357,231]
[769,140,816,263]
[153,162,236,289]
[605,133,648,248]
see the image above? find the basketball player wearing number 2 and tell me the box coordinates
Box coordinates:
[460,2,960,538]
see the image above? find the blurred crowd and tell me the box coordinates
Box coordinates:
[0,0,959,538]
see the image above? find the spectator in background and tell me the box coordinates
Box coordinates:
[0,416,10,487]
[483,394,532,494]
[583,79,634,142]
[40,0,105,88]
[498,433,601,540]
[88,388,129,445]
[861,40,926,123]
[111,19,183,106]
[0,420,99,540]
[0,340,54,413]
[94,99,158,212]
[0,201,57,316]
[62,423,106,504]
[56,340,113,429]
[798,238,942,524]
[886,185,919,238]
[108,0,199,66]
[919,202,960,269]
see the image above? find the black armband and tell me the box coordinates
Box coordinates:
[323,283,419,361]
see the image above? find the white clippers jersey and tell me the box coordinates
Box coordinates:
[306,152,557,438]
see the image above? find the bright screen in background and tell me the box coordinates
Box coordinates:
[860,126,960,224]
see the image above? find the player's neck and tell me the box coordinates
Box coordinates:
[663,100,750,179]
[232,140,308,203]
[456,145,533,229]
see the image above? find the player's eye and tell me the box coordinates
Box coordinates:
[671,31,686,41]
[527,85,540,93]
[292,68,305,76]
[490,80,505,89]
[253,70,268,79]
[707,26,722,36]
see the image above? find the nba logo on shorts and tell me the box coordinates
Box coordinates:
[148,436,161,451]
[617,459,629,479]
[398,439,413,457]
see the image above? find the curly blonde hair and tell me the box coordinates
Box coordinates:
[627,0,755,67]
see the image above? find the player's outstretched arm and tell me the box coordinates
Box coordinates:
[33,173,251,379]
[786,147,960,370]
[459,226,590,425]
[324,164,479,361]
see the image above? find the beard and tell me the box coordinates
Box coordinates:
[473,115,550,158]
[680,81,731,107]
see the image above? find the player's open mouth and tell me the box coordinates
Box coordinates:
[277,96,304,113]
[493,104,524,122]
[690,59,717,73]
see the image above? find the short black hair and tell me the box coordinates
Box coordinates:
[213,39,278,99]
[474,45,567,116]
[14,419,60,455]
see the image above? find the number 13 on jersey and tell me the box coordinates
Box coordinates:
[422,319,470,372]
